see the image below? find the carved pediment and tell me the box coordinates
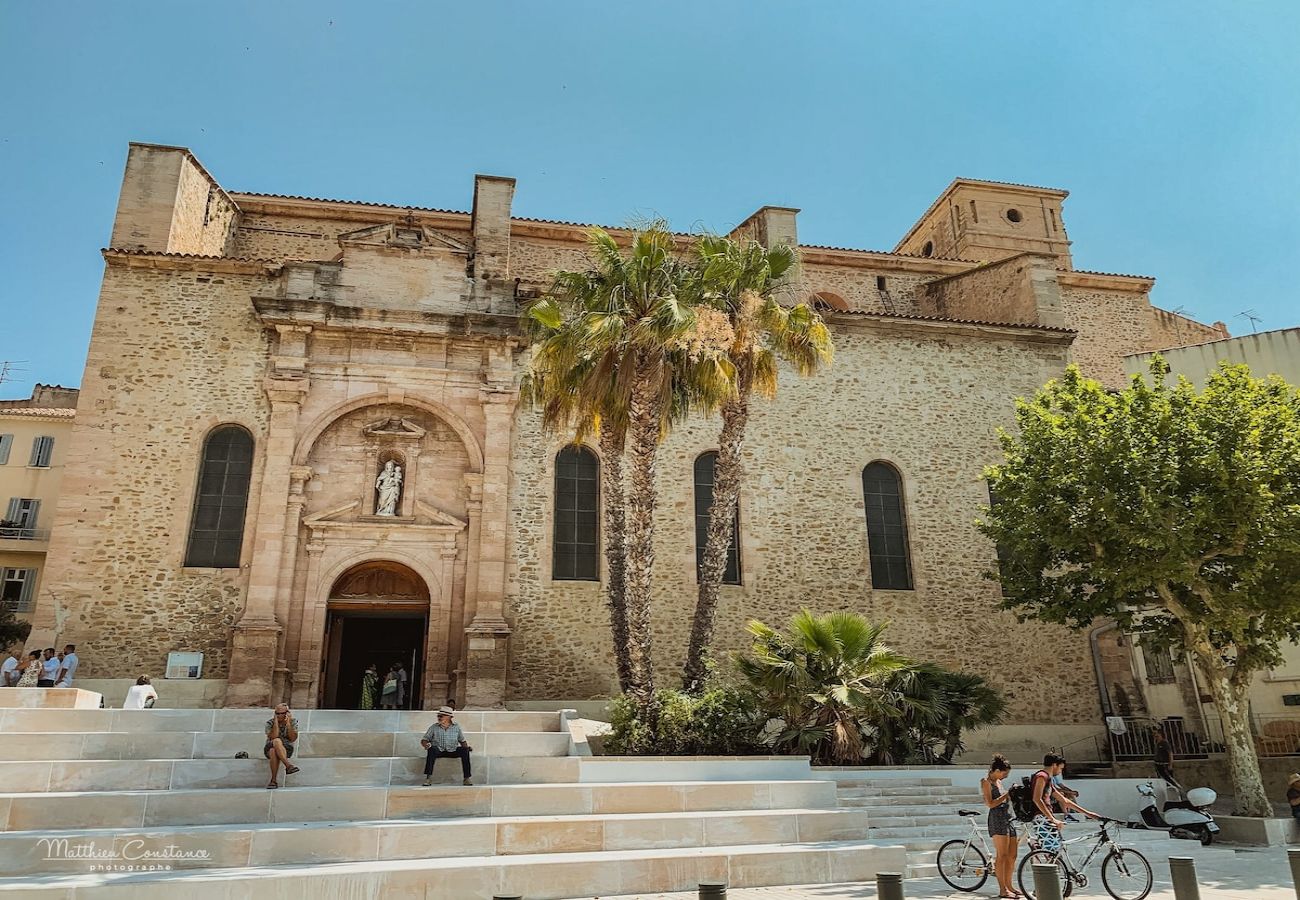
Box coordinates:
[304,499,468,532]
[337,221,470,254]
[362,417,426,439]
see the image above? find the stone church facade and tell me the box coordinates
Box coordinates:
[28,143,1227,719]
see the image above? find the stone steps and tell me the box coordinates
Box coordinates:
[0,839,909,898]
[0,708,561,734]
[0,755,579,792]
[0,807,872,878]
[0,779,839,831]
[0,729,570,761]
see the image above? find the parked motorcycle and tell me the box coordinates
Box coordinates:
[1129,781,1220,845]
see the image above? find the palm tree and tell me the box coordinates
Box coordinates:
[525,224,736,711]
[682,236,834,692]
[934,670,1007,764]
[735,609,921,765]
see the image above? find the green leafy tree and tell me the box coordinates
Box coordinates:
[525,224,736,712]
[681,236,833,693]
[0,604,31,653]
[735,609,928,765]
[981,360,1300,816]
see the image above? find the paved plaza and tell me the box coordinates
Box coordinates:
[593,845,1292,899]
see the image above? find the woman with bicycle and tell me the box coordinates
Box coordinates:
[981,754,1023,899]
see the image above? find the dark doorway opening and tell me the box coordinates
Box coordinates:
[323,610,425,710]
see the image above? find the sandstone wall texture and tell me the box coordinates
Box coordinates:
[35,264,273,677]
[916,254,1042,325]
[1059,286,1157,388]
[506,321,1098,723]
[1148,306,1228,351]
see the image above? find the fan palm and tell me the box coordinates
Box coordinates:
[525,224,737,710]
[682,235,833,692]
[735,610,920,765]
[935,670,1007,763]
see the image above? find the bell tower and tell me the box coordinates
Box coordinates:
[894,178,1072,268]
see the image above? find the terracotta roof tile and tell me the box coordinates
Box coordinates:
[231,192,467,215]
[103,248,281,263]
[800,243,978,263]
[828,309,1076,334]
[0,407,76,418]
[1060,267,1156,281]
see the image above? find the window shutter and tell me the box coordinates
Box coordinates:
[0,434,11,465]
[18,570,35,611]
[4,498,18,523]
[26,500,39,528]
[29,436,53,467]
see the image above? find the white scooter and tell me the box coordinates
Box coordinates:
[1130,781,1220,845]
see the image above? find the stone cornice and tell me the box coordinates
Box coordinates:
[102,248,280,276]
[1056,270,1156,293]
[797,246,974,275]
[251,296,522,342]
[230,193,471,231]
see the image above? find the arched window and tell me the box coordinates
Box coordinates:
[553,445,599,581]
[184,425,254,568]
[862,461,913,590]
[694,452,741,585]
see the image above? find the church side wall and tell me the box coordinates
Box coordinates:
[1059,286,1156,388]
[1148,306,1228,351]
[35,264,273,678]
[505,324,1102,724]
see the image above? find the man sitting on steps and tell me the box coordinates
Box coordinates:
[421,706,473,786]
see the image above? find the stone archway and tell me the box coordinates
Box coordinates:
[320,561,432,709]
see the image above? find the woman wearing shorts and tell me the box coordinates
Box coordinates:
[981,754,1023,899]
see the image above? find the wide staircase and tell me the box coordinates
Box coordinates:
[0,708,905,898]
[825,770,1232,879]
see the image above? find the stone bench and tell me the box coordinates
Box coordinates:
[0,708,560,734]
[0,688,102,709]
[0,729,570,760]
[0,807,871,877]
[0,779,839,831]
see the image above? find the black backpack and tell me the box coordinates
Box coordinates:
[1008,772,1046,822]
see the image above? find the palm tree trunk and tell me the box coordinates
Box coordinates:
[622,352,661,711]
[599,425,632,694]
[682,376,750,693]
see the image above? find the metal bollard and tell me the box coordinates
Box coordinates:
[1169,856,1202,900]
[698,882,727,899]
[1290,847,1300,900]
[1031,861,1063,900]
[876,871,904,900]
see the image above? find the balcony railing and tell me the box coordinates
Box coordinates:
[0,527,49,541]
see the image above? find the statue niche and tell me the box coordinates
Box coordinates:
[374,455,404,516]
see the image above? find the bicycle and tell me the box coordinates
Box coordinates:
[1018,816,1153,900]
[935,808,995,892]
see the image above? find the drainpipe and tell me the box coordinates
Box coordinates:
[1089,620,1119,717]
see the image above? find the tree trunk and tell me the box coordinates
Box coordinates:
[598,425,632,694]
[682,379,750,693]
[622,352,661,712]
[1192,648,1273,817]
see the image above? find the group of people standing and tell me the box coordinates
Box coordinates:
[358,661,409,710]
[1,644,78,688]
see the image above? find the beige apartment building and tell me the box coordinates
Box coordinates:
[0,384,77,622]
[27,143,1230,731]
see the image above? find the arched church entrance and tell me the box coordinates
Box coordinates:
[321,561,430,710]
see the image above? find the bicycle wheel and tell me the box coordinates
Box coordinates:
[1018,850,1073,898]
[1101,847,1153,900]
[936,838,989,892]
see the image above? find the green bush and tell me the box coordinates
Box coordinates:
[604,686,764,756]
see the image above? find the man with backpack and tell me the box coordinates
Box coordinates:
[1009,753,1101,854]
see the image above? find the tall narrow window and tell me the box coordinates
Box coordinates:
[1142,643,1176,684]
[969,199,979,223]
[184,425,253,568]
[553,445,599,581]
[862,461,913,590]
[0,434,12,465]
[1,568,36,612]
[694,451,741,585]
[29,436,53,467]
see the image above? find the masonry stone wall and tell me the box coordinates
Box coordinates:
[169,160,237,257]
[1148,306,1228,351]
[505,320,1101,723]
[1060,286,1156,388]
[798,263,927,315]
[35,264,273,678]
[916,255,1041,325]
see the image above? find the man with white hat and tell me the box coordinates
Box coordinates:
[420,705,473,786]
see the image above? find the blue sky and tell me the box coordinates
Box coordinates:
[1,1,1297,396]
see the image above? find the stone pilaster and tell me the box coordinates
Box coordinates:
[462,389,515,708]
[225,372,308,707]
[290,539,327,708]
[271,465,312,701]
